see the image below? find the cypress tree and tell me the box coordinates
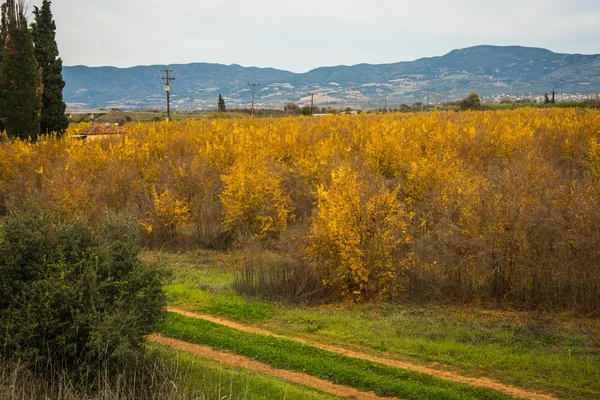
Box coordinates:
[218,93,226,112]
[0,3,7,133]
[0,0,42,139]
[31,0,67,135]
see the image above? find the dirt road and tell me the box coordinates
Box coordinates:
[166,306,557,400]
[149,333,390,400]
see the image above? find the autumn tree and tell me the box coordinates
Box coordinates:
[0,0,42,139]
[31,0,68,135]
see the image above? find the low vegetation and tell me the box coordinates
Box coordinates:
[0,213,167,394]
[154,343,345,400]
[158,250,600,399]
[160,312,514,400]
[0,343,341,400]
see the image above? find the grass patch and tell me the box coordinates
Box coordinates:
[160,312,514,400]
[151,343,343,400]
[165,276,274,324]
[156,250,275,323]
[271,306,600,399]
[207,297,274,323]
[161,258,600,399]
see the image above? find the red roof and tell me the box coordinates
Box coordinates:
[77,124,126,136]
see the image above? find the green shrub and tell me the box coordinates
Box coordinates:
[0,213,167,384]
[459,92,482,110]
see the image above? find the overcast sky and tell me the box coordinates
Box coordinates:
[26,0,600,73]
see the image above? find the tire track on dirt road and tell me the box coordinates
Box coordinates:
[148,334,391,400]
[167,306,557,400]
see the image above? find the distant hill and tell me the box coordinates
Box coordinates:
[63,45,600,110]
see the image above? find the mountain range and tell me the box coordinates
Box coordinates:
[62,45,600,110]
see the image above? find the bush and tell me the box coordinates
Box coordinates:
[0,213,167,384]
[140,187,191,244]
[300,105,312,116]
[459,92,482,110]
[307,166,412,301]
[220,160,291,239]
[233,230,323,303]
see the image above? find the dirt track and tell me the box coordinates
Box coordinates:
[167,306,557,400]
[149,334,389,400]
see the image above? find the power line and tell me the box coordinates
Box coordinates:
[161,70,175,121]
[248,83,260,117]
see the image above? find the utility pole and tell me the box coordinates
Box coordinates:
[341,99,345,112]
[162,70,175,121]
[248,83,259,117]
[383,94,388,113]
[354,92,358,110]
[309,92,314,116]
[427,89,430,109]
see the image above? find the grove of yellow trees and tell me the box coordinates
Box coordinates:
[1,109,600,309]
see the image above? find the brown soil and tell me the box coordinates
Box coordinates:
[167,306,558,400]
[148,334,388,400]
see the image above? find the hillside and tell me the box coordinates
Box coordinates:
[63,45,600,109]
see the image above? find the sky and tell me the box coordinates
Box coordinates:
[26,0,600,73]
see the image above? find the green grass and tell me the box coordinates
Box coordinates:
[154,249,276,324]
[157,252,600,399]
[271,307,600,399]
[150,343,343,400]
[165,280,273,323]
[160,312,514,400]
[164,271,274,324]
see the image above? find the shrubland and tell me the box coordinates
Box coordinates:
[0,212,168,396]
[2,108,600,310]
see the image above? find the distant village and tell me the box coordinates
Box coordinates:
[484,92,599,104]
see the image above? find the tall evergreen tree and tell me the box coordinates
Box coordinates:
[0,3,7,133]
[218,93,226,112]
[0,0,42,139]
[31,0,67,135]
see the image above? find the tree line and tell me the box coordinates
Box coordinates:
[0,0,67,139]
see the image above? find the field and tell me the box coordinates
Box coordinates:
[145,249,598,399]
[1,108,600,399]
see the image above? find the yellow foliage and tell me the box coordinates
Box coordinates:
[2,108,600,308]
[308,166,409,300]
[220,160,291,238]
[141,188,190,241]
